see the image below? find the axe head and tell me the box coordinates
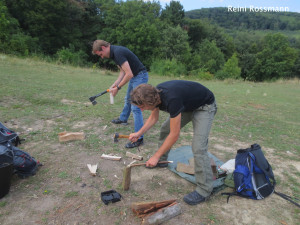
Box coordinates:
[89,96,97,105]
[113,133,119,143]
[89,96,95,102]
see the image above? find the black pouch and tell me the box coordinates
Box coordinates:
[101,190,122,205]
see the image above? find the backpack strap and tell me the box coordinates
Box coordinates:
[221,192,237,203]
[222,188,256,203]
[274,191,300,208]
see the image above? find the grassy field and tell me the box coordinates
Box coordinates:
[0,54,299,224]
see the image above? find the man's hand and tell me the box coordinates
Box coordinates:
[110,86,118,97]
[146,155,160,168]
[129,132,140,143]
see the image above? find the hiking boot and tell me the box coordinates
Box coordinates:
[183,191,208,205]
[125,138,143,148]
[111,118,128,125]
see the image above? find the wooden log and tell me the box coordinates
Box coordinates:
[122,166,131,191]
[100,154,122,161]
[131,199,177,216]
[142,203,182,225]
[126,151,143,161]
[58,132,85,142]
[122,161,173,191]
[176,162,195,175]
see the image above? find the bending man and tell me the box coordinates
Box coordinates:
[92,40,148,148]
[129,80,217,205]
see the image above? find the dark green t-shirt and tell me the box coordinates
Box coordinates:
[157,80,215,118]
[110,45,146,76]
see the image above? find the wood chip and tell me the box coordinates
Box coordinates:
[101,154,122,161]
[87,164,97,176]
[126,151,143,161]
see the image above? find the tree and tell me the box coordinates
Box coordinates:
[160,0,184,26]
[184,18,210,50]
[233,31,261,80]
[0,1,10,42]
[194,39,225,74]
[215,53,241,80]
[158,25,191,63]
[248,33,297,81]
[0,1,39,55]
[206,25,235,61]
[5,0,103,54]
[96,0,163,68]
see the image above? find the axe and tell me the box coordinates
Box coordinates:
[113,133,130,143]
[89,89,110,105]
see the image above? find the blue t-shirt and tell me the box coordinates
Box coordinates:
[157,80,215,118]
[110,45,146,76]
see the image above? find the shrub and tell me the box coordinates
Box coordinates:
[0,33,40,56]
[189,68,214,80]
[150,59,187,76]
[56,44,88,67]
[215,53,241,80]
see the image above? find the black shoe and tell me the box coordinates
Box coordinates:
[125,138,143,148]
[183,191,208,205]
[111,118,128,125]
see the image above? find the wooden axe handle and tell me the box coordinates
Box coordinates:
[118,134,130,139]
[129,161,172,167]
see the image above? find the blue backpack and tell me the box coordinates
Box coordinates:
[222,144,300,208]
[223,144,275,200]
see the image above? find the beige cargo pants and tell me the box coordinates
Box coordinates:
[159,101,217,197]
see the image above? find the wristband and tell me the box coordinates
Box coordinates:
[117,85,121,90]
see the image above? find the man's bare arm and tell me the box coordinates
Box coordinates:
[129,108,160,142]
[146,113,181,167]
[110,61,133,96]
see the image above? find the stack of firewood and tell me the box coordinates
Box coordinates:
[131,199,182,225]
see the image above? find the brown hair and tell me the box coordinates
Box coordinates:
[92,40,110,54]
[130,84,161,107]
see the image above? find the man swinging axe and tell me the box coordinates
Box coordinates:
[128,80,217,205]
[92,40,148,149]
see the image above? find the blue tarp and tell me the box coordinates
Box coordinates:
[167,145,225,193]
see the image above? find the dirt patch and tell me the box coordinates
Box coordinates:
[61,98,90,107]
[0,121,298,225]
[248,103,266,110]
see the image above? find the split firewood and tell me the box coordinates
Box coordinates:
[142,202,182,225]
[58,132,85,142]
[131,199,177,217]
[176,162,194,175]
[126,151,143,161]
[176,158,219,178]
[87,164,97,176]
[101,154,122,161]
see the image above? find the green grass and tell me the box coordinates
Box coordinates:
[1,53,299,160]
[0,54,299,223]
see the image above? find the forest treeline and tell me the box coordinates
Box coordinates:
[186,8,300,31]
[1,0,299,81]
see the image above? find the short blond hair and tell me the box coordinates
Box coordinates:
[92,40,110,54]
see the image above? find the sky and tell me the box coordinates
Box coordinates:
[158,0,300,13]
